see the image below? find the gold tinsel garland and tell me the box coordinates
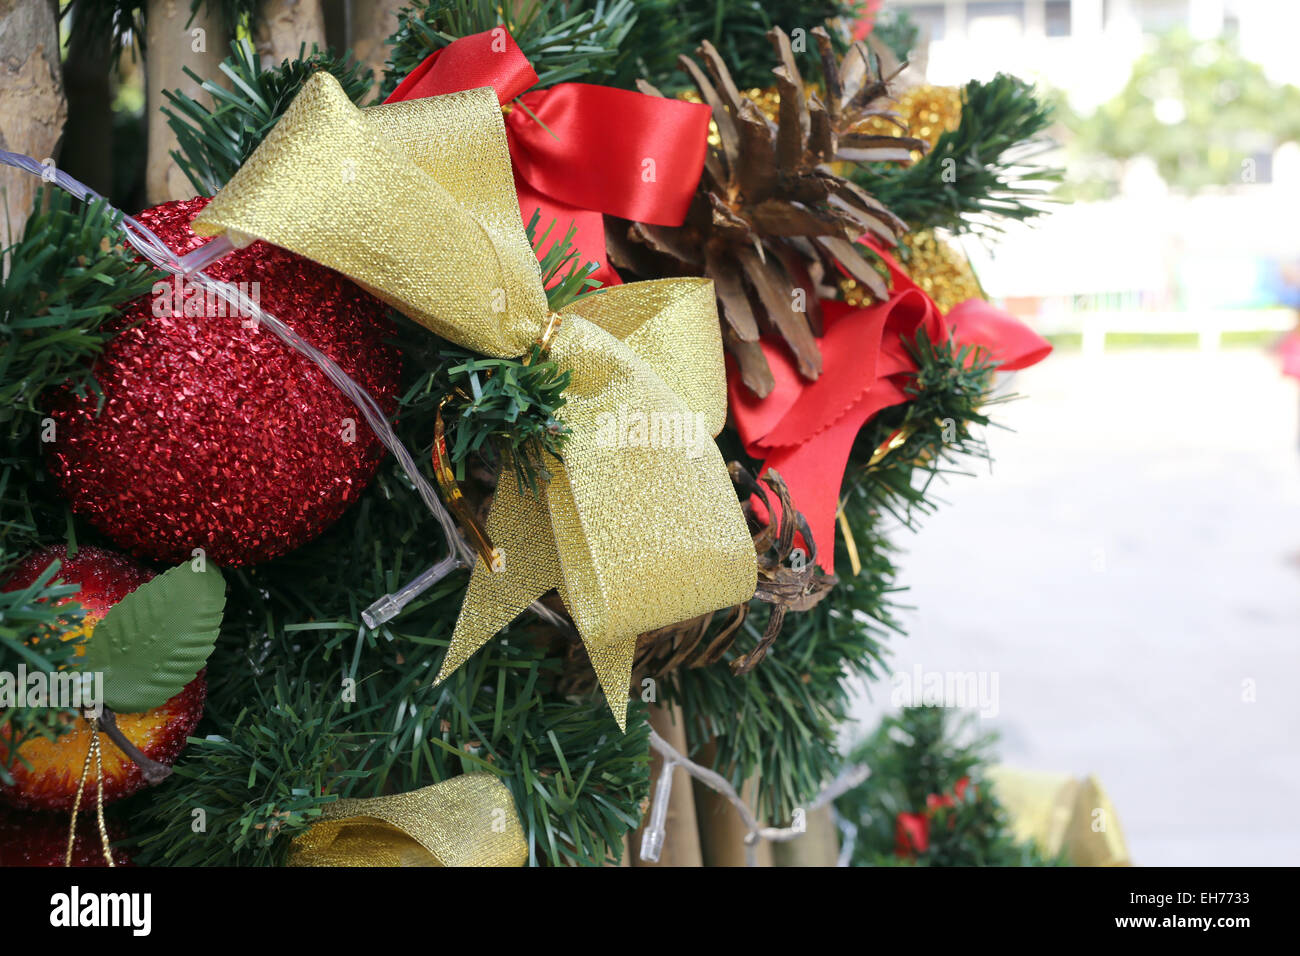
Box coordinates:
[860,84,963,153]
[840,229,983,313]
[680,87,781,148]
[684,84,962,153]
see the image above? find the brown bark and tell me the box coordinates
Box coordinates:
[0,0,65,242]
[349,0,405,92]
[691,741,772,867]
[631,702,703,867]
[771,805,840,867]
[145,0,229,204]
[255,0,327,67]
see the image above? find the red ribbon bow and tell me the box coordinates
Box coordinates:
[894,776,974,858]
[730,242,1052,574]
[386,28,712,287]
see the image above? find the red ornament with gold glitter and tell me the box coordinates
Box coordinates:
[0,546,206,811]
[45,198,402,567]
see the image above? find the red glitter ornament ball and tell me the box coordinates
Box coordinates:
[46,198,401,567]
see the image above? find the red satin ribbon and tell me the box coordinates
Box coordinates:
[730,242,1051,574]
[385,29,711,287]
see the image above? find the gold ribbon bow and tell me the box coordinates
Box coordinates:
[193,73,757,729]
[287,773,527,866]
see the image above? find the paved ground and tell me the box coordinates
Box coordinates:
[848,346,1300,866]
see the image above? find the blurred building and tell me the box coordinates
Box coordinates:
[895,0,1300,100]
[888,0,1300,340]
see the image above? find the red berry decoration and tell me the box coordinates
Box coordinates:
[46,197,401,567]
[0,808,131,867]
[0,547,206,811]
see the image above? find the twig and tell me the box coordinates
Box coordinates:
[96,707,173,785]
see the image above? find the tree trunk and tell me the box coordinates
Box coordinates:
[145,0,229,204]
[0,0,65,243]
[631,701,703,867]
[349,0,405,93]
[255,0,327,67]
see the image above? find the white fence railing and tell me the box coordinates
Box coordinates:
[1038,308,1296,355]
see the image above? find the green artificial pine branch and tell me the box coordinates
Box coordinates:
[834,706,1063,866]
[381,0,640,99]
[132,664,363,866]
[428,349,570,495]
[164,38,375,197]
[132,468,650,865]
[602,0,682,90]
[129,383,651,865]
[1,189,161,419]
[0,561,89,786]
[858,74,1061,236]
[843,327,1003,525]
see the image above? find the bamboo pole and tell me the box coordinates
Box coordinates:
[691,741,772,867]
[631,701,703,867]
[771,805,840,867]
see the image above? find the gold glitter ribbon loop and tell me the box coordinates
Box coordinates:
[987,767,1131,866]
[194,74,757,729]
[286,773,527,867]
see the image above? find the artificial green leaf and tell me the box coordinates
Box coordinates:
[81,563,226,713]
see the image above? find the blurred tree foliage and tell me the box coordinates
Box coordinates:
[1063,28,1300,197]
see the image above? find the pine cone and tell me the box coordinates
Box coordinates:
[609,26,927,397]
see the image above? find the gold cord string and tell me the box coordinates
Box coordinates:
[536,310,563,354]
[65,716,114,867]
